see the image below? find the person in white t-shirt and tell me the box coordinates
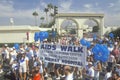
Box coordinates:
[19,53,29,80]
[104,67,112,80]
[83,62,94,80]
[9,48,17,65]
[94,61,102,80]
[108,44,114,52]
[64,65,73,80]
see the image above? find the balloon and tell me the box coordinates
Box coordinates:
[80,38,87,46]
[109,33,114,38]
[86,41,91,48]
[94,55,101,61]
[14,43,19,50]
[92,44,110,62]
[39,31,49,41]
[44,31,49,39]
[39,32,44,41]
[34,32,39,41]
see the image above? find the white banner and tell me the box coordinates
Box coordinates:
[39,43,87,67]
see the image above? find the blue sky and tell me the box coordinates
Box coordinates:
[0,0,120,26]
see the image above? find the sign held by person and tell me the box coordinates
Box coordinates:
[39,43,87,67]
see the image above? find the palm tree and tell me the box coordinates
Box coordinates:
[32,11,38,26]
[47,3,53,20]
[50,13,54,20]
[47,3,53,14]
[44,8,49,23]
[40,17,45,23]
[40,17,45,27]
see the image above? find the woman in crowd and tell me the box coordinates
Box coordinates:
[83,62,95,80]
[94,61,102,80]
[19,53,29,80]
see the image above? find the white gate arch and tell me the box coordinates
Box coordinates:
[55,13,104,38]
[60,18,79,36]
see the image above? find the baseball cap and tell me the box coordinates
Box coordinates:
[88,62,93,65]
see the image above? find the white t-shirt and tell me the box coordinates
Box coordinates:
[12,63,18,70]
[5,49,9,59]
[87,67,94,80]
[20,57,29,66]
[10,51,17,59]
[94,62,100,78]
[34,59,43,73]
[108,47,114,52]
[39,60,43,73]
[87,50,92,56]
[104,72,111,80]
[65,73,73,80]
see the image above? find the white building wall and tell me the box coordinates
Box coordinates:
[0,25,41,43]
[0,32,28,43]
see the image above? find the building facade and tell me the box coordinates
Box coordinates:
[0,25,51,43]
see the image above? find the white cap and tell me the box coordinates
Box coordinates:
[88,62,93,65]
[10,48,13,51]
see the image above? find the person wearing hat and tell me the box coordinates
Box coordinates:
[83,62,94,80]
[9,48,17,65]
[19,53,29,80]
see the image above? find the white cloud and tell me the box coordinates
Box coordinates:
[108,3,114,8]
[105,13,120,26]
[59,0,72,12]
[40,1,47,8]
[1,0,120,26]
[0,1,43,18]
[0,0,46,25]
[83,4,92,9]
[95,3,98,6]
[104,0,120,25]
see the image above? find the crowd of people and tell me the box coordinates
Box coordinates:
[0,34,120,80]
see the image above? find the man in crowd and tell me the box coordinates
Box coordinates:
[64,65,73,80]
[83,62,95,80]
